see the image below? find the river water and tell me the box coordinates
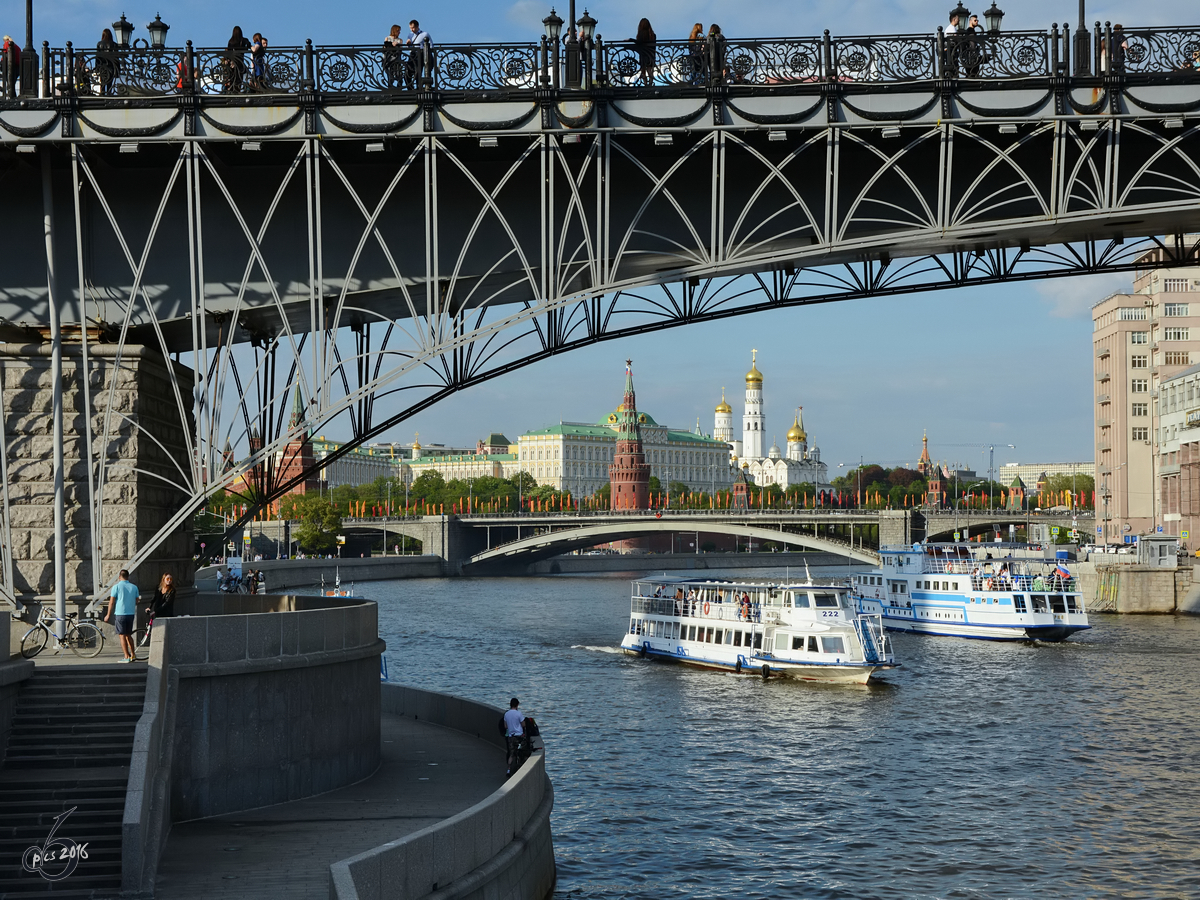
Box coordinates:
[368,567,1200,899]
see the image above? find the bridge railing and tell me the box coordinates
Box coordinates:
[30,25,1200,101]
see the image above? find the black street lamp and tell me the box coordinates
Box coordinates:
[147,14,169,51]
[542,8,563,89]
[983,1,1004,34]
[20,0,37,97]
[949,2,970,28]
[577,8,596,86]
[112,13,135,49]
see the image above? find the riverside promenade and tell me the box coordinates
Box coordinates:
[155,714,504,900]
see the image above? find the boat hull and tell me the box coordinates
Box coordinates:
[879,618,1091,642]
[621,641,893,684]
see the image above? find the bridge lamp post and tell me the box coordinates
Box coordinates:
[542,9,563,90]
[112,13,135,49]
[577,10,596,88]
[147,14,169,50]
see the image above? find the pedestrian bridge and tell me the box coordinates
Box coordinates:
[0,12,1178,609]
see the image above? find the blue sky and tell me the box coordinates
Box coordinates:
[13,0,1191,469]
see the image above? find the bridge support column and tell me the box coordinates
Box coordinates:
[0,344,195,623]
[878,510,925,547]
[407,516,476,575]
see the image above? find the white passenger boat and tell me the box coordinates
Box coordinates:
[619,577,898,684]
[852,543,1091,642]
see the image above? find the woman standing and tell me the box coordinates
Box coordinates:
[687,23,706,85]
[634,18,656,86]
[224,26,251,93]
[383,24,405,88]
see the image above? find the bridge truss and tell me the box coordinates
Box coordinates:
[2,27,1200,604]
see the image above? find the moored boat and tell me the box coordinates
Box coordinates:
[852,543,1091,642]
[619,577,898,684]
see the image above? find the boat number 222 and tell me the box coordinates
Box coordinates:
[821,611,839,617]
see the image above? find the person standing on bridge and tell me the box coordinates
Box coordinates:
[405,20,431,90]
[223,26,251,93]
[633,18,657,86]
[383,24,405,88]
[105,569,141,663]
[2,35,19,99]
[687,23,706,85]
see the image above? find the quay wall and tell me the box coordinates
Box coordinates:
[330,684,556,900]
[196,556,444,591]
[166,594,383,821]
[528,550,848,575]
[1076,561,1200,613]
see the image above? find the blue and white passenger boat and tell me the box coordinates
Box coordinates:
[620,576,898,684]
[852,543,1090,642]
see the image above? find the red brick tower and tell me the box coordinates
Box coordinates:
[277,388,319,497]
[609,360,651,510]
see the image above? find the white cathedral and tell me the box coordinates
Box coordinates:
[713,351,832,491]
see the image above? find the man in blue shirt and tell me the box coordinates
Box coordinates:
[405,20,431,89]
[105,569,141,662]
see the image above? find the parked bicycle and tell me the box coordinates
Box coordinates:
[19,607,105,659]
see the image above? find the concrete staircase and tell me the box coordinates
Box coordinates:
[0,666,146,898]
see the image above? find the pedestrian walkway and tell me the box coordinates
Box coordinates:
[154,714,505,900]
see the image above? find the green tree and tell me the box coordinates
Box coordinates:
[292,496,342,554]
[648,475,662,494]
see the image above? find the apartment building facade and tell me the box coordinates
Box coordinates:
[1092,257,1200,543]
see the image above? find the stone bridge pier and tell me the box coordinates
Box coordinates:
[1,343,194,626]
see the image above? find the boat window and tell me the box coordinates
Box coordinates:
[753,633,763,649]
[725,630,734,644]
[706,627,715,643]
[807,636,819,652]
[784,594,792,607]
[794,593,810,609]
[688,625,697,641]
[1030,595,1048,613]
[1065,596,1079,612]
[775,633,788,651]
[715,629,724,644]
[629,618,637,634]
[1050,595,1067,614]
[813,593,839,608]
[792,636,804,650]
[1013,595,1026,612]
[733,630,742,647]
[821,636,846,654]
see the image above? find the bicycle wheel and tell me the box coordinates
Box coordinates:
[132,627,150,661]
[20,626,47,659]
[67,622,104,659]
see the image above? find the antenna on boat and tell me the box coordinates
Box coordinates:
[804,558,812,583]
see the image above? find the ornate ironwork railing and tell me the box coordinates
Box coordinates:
[30,24,1200,99]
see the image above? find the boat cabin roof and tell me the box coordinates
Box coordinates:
[634,576,848,592]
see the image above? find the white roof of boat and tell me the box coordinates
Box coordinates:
[634,576,847,590]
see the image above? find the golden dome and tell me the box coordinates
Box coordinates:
[786,409,806,443]
[745,349,763,385]
[715,387,732,414]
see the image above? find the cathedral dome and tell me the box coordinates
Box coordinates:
[768,440,781,459]
[715,388,732,414]
[787,410,806,443]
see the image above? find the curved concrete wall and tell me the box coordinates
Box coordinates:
[166,596,383,821]
[330,684,556,900]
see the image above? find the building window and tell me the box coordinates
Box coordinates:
[1133,427,1149,441]
[1164,327,1189,341]
[1165,350,1190,366]
[1163,280,1189,294]
[1131,355,1148,368]
[1119,307,1148,320]
[1132,402,1148,417]
[1131,379,1149,393]
[1130,331,1148,344]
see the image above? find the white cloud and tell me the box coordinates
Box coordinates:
[1036,272,1131,319]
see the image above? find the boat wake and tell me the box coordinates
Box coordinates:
[572,645,623,655]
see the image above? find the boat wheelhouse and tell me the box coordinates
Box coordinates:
[619,577,898,684]
[852,543,1090,642]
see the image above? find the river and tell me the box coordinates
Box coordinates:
[367,567,1200,899]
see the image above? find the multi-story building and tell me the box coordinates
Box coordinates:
[1092,254,1200,542]
[997,462,1095,488]
[1153,362,1200,543]
[311,437,407,489]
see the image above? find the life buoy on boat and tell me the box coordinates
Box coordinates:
[703,602,710,615]
[985,578,994,590]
